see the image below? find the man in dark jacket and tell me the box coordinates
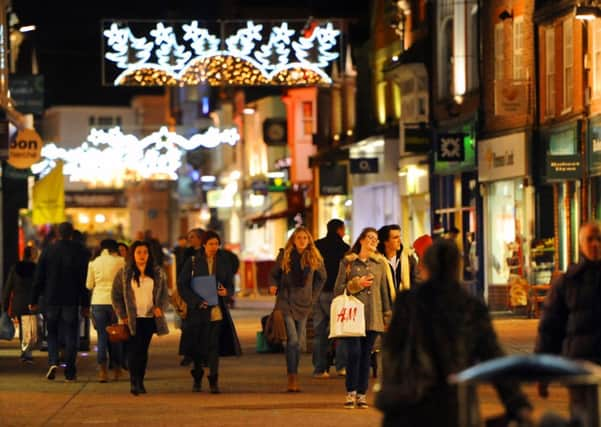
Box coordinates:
[535,221,601,413]
[313,218,350,377]
[30,222,90,381]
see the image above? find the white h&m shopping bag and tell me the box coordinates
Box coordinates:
[329,291,366,338]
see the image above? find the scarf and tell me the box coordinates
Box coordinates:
[289,250,309,287]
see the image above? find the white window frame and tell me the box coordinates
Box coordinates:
[546,27,555,117]
[563,17,573,112]
[495,23,504,82]
[513,16,526,80]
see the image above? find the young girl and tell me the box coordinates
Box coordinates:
[269,227,326,392]
[112,240,169,395]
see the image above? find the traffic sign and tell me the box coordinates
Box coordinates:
[8,128,42,169]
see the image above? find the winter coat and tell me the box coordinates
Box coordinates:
[31,239,90,307]
[384,245,417,297]
[379,280,530,427]
[86,250,124,306]
[315,232,350,293]
[535,258,601,363]
[269,249,327,321]
[333,252,393,332]
[111,266,169,337]
[178,249,242,357]
[2,261,36,316]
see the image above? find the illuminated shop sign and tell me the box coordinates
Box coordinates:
[102,20,341,86]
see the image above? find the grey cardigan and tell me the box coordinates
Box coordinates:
[269,250,326,321]
[112,266,170,336]
[334,253,392,333]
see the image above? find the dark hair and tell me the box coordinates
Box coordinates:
[202,229,221,246]
[23,246,34,260]
[377,224,401,253]
[350,227,378,254]
[422,239,461,283]
[100,239,119,253]
[326,219,345,235]
[58,222,74,239]
[128,240,155,287]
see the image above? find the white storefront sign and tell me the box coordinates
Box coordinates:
[478,132,527,182]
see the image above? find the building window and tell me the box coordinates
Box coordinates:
[563,18,573,111]
[495,23,504,82]
[545,27,555,117]
[88,116,95,127]
[98,116,114,127]
[301,101,314,136]
[437,0,453,100]
[594,20,601,97]
[513,16,526,80]
[467,1,479,90]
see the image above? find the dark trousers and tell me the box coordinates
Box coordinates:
[193,320,221,376]
[45,305,79,378]
[343,331,378,394]
[128,318,155,381]
[91,305,122,366]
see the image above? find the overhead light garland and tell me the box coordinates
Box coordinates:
[31,126,240,186]
[102,19,341,86]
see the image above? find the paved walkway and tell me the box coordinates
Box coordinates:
[0,299,570,426]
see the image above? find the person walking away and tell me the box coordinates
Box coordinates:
[111,240,169,395]
[269,226,326,392]
[313,218,349,378]
[377,224,416,302]
[3,246,38,363]
[178,230,241,393]
[86,239,125,382]
[334,227,392,409]
[377,239,532,426]
[29,222,90,382]
[535,221,601,423]
[177,228,205,367]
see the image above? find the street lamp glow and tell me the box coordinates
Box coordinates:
[18,25,36,33]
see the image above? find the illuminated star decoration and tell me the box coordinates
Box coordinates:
[31,126,241,186]
[103,19,341,86]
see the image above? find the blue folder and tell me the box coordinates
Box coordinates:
[191,275,218,306]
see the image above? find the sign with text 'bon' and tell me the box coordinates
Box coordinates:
[8,128,42,169]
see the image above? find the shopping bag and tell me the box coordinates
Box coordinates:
[329,291,366,338]
[20,314,38,351]
[0,311,15,341]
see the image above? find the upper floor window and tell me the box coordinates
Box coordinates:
[437,0,453,99]
[545,26,555,117]
[513,16,526,80]
[495,23,504,82]
[593,20,601,97]
[563,18,573,111]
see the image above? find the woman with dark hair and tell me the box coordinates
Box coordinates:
[333,227,393,409]
[178,230,241,393]
[269,226,326,392]
[377,239,532,426]
[112,240,169,396]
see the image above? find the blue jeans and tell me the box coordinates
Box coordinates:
[283,314,307,374]
[343,331,378,394]
[45,305,79,378]
[91,305,122,366]
[312,291,347,373]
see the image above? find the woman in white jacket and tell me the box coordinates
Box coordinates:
[87,239,124,382]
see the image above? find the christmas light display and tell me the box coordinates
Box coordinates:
[31,126,240,186]
[102,20,341,86]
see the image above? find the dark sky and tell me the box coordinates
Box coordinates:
[11,0,370,108]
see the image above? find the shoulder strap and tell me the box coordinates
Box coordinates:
[191,256,195,278]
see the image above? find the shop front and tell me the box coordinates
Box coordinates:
[478,132,535,303]
[315,161,351,240]
[398,155,430,245]
[588,116,601,221]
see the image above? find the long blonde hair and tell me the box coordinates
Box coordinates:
[280,226,323,273]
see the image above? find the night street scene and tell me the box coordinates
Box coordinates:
[4,0,601,426]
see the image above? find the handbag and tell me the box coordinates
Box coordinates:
[0,311,15,341]
[328,290,366,338]
[106,323,130,343]
[20,314,38,350]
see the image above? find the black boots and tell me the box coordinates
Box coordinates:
[208,374,220,394]
[130,376,146,395]
[191,368,204,392]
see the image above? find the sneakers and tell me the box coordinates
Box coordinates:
[312,371,330,379]
[344,392,356,409]
[356,394,369,409]
[336,368,346,377]
[46,365,57,380]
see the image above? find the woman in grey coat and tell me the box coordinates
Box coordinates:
[112,240,169,396]
[269,226,326,392]
[334,227,392,409]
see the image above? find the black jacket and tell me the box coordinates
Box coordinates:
[31,239,90,307]
[2,261,36,316]
[379,280,530,426]
[535,258,601,363]
[315,232,349,293]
